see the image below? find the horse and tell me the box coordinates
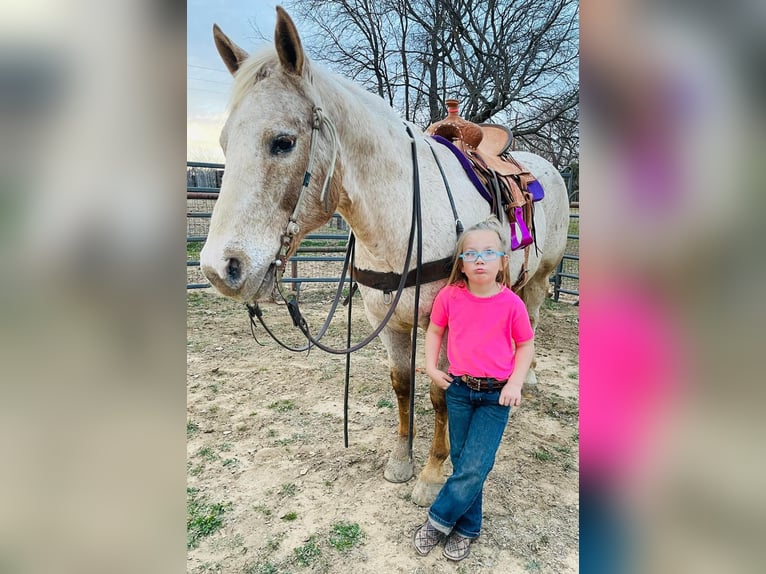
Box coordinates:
[200,6,570,507]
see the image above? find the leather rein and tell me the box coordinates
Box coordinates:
[246,111,458,459]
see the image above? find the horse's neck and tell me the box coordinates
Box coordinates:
[320,81,424,271]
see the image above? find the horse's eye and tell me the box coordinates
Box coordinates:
[270,135,296,155]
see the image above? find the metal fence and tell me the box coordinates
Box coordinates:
[187,162,579,300]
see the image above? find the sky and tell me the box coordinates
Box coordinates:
[187,0,280,162]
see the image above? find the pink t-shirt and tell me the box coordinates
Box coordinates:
[430,283,534,380]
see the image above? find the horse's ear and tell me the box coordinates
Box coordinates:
[274,6,304,77]
[213,23,249,75]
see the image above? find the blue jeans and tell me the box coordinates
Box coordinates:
[428,378,511,538]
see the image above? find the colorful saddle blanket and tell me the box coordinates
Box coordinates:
[426,100,543,251]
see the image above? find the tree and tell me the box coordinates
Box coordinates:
[513,102,579,169]
[271,0,578,167]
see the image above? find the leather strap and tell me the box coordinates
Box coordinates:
[512,244,532,292]
[352,255,454,292]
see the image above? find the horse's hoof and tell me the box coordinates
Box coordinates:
[410,478,444,507]
[384,458,414,483]
[524,369,538,387]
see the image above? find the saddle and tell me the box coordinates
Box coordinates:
[426,99,540,260]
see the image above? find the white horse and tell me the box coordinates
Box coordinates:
[200,7,569,506]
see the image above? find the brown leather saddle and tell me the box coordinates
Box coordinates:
[426,100,538,288]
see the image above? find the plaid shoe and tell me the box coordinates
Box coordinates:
[412,520,444,556]
[443,532,472,561]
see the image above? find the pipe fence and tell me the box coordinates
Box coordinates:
[187,162,578,301]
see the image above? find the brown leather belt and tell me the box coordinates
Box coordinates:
[453,374,508,392]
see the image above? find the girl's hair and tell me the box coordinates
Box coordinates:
[447,215,512,288]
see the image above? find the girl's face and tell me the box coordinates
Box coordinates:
[459,229,506,287]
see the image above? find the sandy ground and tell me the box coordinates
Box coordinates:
[187,288,579,573]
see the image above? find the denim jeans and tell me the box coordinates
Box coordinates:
[428,377,511,538]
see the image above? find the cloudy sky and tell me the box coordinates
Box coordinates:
[187,1,280,162]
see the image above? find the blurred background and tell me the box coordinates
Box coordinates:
[0,1,186,573]
[581,0,766,572]
[0,0,764,572]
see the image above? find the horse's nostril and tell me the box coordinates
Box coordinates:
[226,257,242,284]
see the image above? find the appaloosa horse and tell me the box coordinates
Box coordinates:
[200,7,569,506]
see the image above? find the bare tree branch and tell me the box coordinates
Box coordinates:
[276,0,579,164]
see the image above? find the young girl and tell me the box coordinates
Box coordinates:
[412,216,535,561]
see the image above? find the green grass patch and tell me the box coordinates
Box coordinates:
[376,398,394,409]
[542,396,579,422]
[187,487,230,549]
[328,522,365,552]
[533,448,554,462]
[294,535,321,566]
[280,483,297,497]
[276,435,300,446]
[244,563,279,574]
[254,504,272,516]
[196,446,218,461]
[268,400,295,412]
[187,420,199,435]
[281,511,298,521]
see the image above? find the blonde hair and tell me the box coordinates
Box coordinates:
[447,216,511,288]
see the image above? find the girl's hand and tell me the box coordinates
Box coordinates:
[427,368,453,391]
[499,384,522,407]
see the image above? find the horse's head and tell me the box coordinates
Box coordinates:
[200,7,341,302]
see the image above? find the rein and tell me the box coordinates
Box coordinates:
[247,119,426,460]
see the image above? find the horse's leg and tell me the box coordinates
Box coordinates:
[411,334,450,507]
[379,327,450,506]
[380,329,416,483]
[411,379,449,506]
[519,268,555,387]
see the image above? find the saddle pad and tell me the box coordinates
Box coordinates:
[527,179,544,202]
[431,134,545,202]
[430,135,493,205]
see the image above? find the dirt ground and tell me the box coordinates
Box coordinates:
[187,287,579,574]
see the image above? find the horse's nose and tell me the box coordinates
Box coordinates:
[226,257,242,285]
[201,251,248,295]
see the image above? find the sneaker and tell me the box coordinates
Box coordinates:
[443,532,472,561]
[412,520,444,556]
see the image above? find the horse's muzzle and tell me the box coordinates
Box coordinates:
[200,246,253,298]
[201,250,276,303]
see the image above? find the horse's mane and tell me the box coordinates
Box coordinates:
[228,46,398,125]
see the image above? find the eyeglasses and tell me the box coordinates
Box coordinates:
[458,249,506,262]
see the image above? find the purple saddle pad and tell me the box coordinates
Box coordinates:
[430,135,545,203]
[527,179,544,202]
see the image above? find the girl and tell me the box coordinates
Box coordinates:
[412,216,535,561]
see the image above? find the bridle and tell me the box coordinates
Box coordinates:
[247,107,421,355]
[272,106,339,288]
[246,108,431,461]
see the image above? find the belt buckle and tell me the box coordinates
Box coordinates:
[464,375,482,391]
